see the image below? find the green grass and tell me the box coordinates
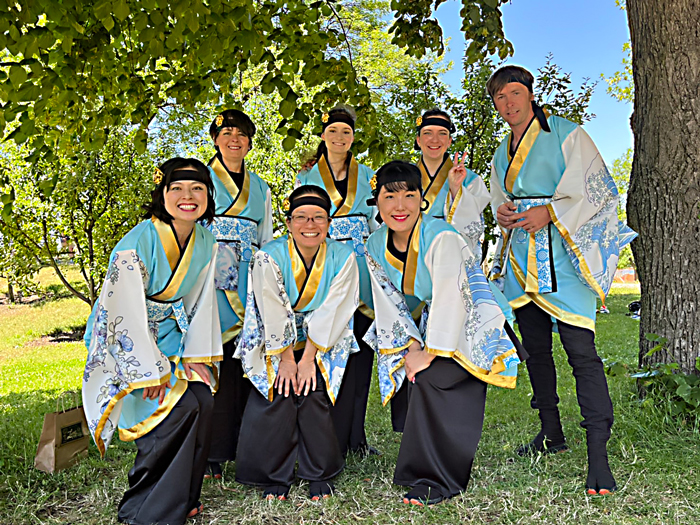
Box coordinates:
[1,285,698,524]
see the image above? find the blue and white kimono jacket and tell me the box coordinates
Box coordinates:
[82,219,222,456]
[364,215,520,406]
[234,236,360,405]
[417,154,491,255]
[295,153,377,316]
[489,115,637,332]
[208,154,273,342]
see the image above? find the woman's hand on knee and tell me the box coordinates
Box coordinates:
[296,358,317,396]
[404,341,435,382]
[276,359,298,398]
[142,380,171,405]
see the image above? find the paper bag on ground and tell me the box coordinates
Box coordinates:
[34,400,89,474]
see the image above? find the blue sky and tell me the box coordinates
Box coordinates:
[435,0,632,164]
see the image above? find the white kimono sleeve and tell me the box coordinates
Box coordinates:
[305,256,361,403]
[444,170,490,254]
[424,231,520,388]
[548,127,636,297]
[257,187,274,247]
[488,162,512,285]
[180,243,223,390]
[364,253,423,405]
[82,250,171,456]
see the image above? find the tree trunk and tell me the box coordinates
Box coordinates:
[627,0,700,373]
[7,281,15,303]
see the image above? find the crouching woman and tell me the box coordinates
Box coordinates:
[82,158,222,524]
[234,185,360,500]
[365,160,524,506]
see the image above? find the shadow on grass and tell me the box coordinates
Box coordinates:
[0,389,132,525]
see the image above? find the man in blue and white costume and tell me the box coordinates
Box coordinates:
[413,108,491,255]
[83,158,222,524]
[205,109,273,478]
[487,65,637,496]
[364,161,523,506]
[234,185,360,501]
[295,106,379,457]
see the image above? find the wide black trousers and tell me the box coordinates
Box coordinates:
[117,383,214,525]
[515,302,613,440]
[393,358,487,499]
[208,339,252,463]
[235,361,344,488]
[331,312,374,455]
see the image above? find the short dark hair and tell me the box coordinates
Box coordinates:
[486,65,534,100]
[375,160,422,196]
[143,158,216,225]
[209,109,256,149]
[285,184,332,217]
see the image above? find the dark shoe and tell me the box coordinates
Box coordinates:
[262,485,290,501]
[187,502,203,519]
[516,431,569,457]
[309,481,334,501]
[204,461,222,480]
[352,444,382,458]
[585,438,617,495]
[402,485,446,506]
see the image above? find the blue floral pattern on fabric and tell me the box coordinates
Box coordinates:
[329,216,370,259]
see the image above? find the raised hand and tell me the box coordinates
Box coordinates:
[447,151,469,199]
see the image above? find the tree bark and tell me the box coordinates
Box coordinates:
[627,0,700,373]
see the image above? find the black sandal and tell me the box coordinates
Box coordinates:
[203,461,222,480]
[262,485,290,501]
[309,481,334,501]
[516,431,569,457]
[402,485,445,506]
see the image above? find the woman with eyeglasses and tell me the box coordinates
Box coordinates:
[233,185,360,501]
[364,160,524,506]
[204,109,274,479]
[295,105,379,458]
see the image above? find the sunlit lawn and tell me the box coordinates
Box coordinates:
[1,281,698,524]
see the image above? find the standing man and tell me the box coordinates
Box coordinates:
[487,65,635,495]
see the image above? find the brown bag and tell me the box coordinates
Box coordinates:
[34,392,90,473]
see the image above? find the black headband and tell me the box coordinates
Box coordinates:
[168,168,210,185]
[287,195,331,216]
[416,116,456,134]
[366,161,423,206]
[505,77,534,93]
[322,111,355,132]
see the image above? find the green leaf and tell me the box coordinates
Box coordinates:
[113,0,130,22]
[282,135,296,151]
[279,99,295,118]
[102,16,115,31]
[9,65,27,87]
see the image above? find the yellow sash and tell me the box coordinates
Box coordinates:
[208,155,250,217]
[317,154,359,216]
[150,218,196,302]
[384,215,423,297]
[418,156,452,214]
[288,237,327,311]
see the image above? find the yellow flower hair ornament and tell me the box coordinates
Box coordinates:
[416,116,423,127]
[154,167,165,185]
[369,174,377,191]
[215,114,224,127]
[321,113,329,124]
[282,198,290,212]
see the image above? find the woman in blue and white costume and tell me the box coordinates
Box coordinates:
[82,158,222,524]
[295,106,378,457]
[414,108,490,255]
[234,185,360,501]
[205,109,273,478]
[364,161,524,506]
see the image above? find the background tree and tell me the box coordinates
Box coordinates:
[626,0,700,373]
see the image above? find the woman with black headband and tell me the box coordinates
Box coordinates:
[233,185,360,501]
[82,158,222,523]
[414,109,490,254]
[204,109,273,479]
[295,105,379,458]
[364,160,525,506]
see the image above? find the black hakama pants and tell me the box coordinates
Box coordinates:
[331,311,374,455]
[117,383,214,525]
[235,359,344,488]
[208,339,252,463]
[393,357,487,499]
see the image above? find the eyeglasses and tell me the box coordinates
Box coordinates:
[290,215,330,224]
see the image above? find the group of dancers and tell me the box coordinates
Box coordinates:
[81,65,635,525]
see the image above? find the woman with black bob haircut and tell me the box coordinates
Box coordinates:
[295,105,379,458]
[83,157,222,523]
[144,157,216,226]
[364,160,524,506]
